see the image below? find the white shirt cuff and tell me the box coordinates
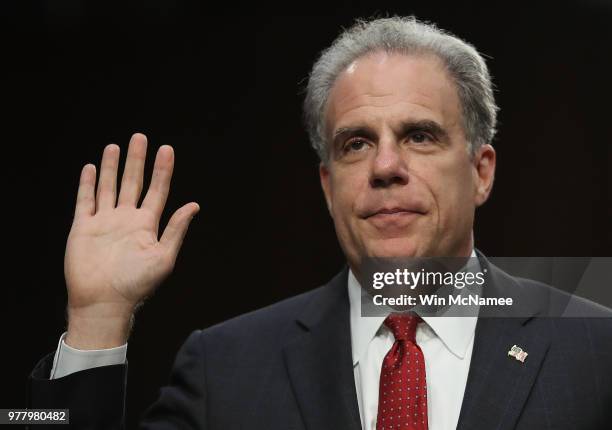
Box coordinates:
[50,332,128,379]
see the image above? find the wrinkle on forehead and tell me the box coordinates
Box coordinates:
[325,51,463,137]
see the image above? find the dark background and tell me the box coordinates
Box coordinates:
[4,1,611,428]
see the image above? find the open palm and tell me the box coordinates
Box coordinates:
[64,133,199,323]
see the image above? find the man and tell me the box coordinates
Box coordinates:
[28,16,612,429]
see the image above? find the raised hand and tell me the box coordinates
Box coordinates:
[64,133,199,349]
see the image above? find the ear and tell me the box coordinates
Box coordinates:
[473,144,496,207]
[319,162,333,215]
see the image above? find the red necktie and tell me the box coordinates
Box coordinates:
[376,313,428,430]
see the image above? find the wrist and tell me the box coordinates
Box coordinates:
[66,304,134,349]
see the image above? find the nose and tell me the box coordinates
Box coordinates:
[370,138,409,188]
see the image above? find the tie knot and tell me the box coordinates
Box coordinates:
[384,312,421,342]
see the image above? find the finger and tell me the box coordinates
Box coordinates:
[95,144,120,211]
[141,145,174,219]
[74,163,97,219]
[159,202,200,261]
[117,133,147,207]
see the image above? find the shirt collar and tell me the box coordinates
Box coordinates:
[348,249,479,366]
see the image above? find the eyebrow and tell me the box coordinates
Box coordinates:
[332,119,449,148]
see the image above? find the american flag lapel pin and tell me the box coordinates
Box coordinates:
[508,344,528,363]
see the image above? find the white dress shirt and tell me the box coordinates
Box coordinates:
[348,253,479,430]
[50,331,127,379]
[51,251,480,430]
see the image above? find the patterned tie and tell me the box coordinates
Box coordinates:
[376,312,428,430]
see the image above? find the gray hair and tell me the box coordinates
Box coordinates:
[303,16,498,163]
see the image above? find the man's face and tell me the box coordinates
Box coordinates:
[320,51,495,269]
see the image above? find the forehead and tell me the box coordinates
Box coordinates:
[325,51,463,134]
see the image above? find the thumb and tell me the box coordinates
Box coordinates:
[160,202,200,261]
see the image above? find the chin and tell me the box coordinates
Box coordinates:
[366,237,421,258]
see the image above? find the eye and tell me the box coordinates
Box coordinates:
[409,132,433,144]
[344,138,369,152]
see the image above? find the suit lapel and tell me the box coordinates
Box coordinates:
[282,254,553,429]
[283,267,362,430]
[457,252,551,430]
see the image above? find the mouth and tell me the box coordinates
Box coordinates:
[363,207,425,230]
[365,207,426,218]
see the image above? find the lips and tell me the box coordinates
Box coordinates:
[363,206,426,219]
[361,205,426,232]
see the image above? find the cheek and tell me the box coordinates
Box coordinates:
[329,169,366,218]
[330,191,356,232]
[441,169,476,226]
[420,158,475,220]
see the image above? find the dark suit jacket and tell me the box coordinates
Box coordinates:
[28,252,612,429]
